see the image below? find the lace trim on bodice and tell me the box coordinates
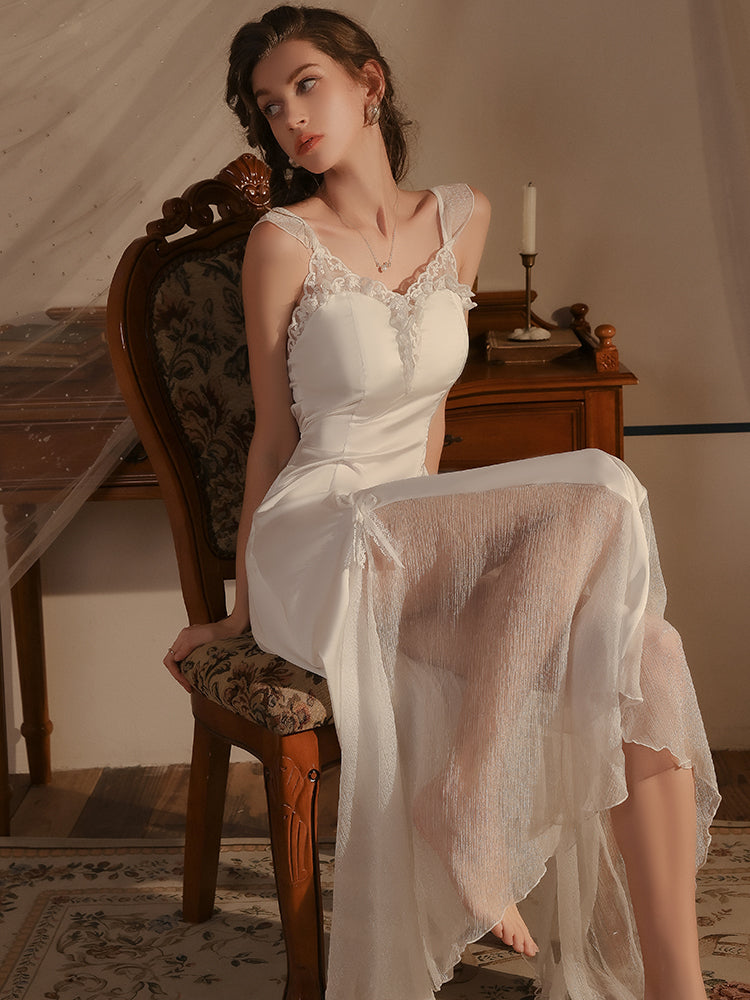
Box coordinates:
[256,184,476,388]
[289,243,474,386]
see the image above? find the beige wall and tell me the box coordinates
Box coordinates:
[5,1,749,771]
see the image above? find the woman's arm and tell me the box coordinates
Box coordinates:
[227,222,307,627]
[164,221,309,690]
[455,187,491,287]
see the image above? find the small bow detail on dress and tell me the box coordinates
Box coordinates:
[336,491,404,569]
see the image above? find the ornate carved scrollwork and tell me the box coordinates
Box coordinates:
[144,153,271,240]
[265,755,320,886]
[216,153,271,209]
[145,197,193,238]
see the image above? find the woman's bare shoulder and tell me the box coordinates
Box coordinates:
[467,185,491,221]
[246,212,300,255]
[243,213,311,285]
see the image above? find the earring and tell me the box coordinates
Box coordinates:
[366,102,381,126]
[284,156,298,184]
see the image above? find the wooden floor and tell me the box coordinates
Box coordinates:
[8,751,750,840]
[8,759,341,840]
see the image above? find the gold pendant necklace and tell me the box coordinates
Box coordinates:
[322,189,399,273]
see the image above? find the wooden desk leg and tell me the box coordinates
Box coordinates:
[0,614,10,834]
[10,562,53,785]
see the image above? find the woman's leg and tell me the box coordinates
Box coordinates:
[610,742,706,1000]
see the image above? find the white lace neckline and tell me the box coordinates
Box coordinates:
[258,185,476,387]
[274,207,475,388]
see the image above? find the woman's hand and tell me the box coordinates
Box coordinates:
[163,616,248,693]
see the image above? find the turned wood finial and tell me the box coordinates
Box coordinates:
[570,302,589,324]
[570,302,605,353]
[594,323,619,372]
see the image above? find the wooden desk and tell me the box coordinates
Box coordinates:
[442,348,635,469]
[0,294,636,833]
[439,291,636,469]
[0,346,154,831]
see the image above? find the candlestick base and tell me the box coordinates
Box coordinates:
[514,251,551,340]
[508,325,551,342]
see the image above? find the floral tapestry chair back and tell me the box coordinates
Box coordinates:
[108,155,272,621]
[150,235,251,561]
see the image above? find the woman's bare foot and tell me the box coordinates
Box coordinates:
[491,903,539,957]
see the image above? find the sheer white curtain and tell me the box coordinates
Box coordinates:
[0,0,417,594]
[1,0,248,592]
[689,0,750,398]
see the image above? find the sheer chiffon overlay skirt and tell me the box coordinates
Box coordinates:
[323,451,719,1000]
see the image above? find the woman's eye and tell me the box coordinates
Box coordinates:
[261,102,281,119]
[298,77,317,94]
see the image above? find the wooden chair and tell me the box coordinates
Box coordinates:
[106,153,340,1000]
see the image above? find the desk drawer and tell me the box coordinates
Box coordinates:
[441,400,585,470]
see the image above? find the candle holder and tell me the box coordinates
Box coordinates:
[508,252,550,341]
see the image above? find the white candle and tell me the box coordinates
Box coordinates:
[521,182,536,254]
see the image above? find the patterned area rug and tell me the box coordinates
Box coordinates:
[0,825,748,999]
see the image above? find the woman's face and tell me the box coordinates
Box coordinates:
[252,38,369,174]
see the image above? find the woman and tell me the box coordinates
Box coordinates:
[166,7,719,998]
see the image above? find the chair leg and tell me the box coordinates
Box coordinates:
[264,730,326,1000]
[183,718,231,923]
[11,561,53,785]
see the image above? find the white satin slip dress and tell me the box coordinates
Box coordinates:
[246,184,719,1000]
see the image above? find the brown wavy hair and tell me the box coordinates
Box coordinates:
[226,5,411,206]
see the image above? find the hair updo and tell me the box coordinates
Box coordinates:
[226,5,411,206]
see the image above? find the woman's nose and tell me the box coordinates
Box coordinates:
[286,100,307,130]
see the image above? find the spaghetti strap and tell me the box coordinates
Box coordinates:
[253,206,318,251]
[431,183,475,245]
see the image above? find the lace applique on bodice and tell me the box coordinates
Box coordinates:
[254,184,476,388]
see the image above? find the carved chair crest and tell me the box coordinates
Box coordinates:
[145,153,271,239]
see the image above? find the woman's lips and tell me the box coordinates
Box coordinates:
[296,134,322,156]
